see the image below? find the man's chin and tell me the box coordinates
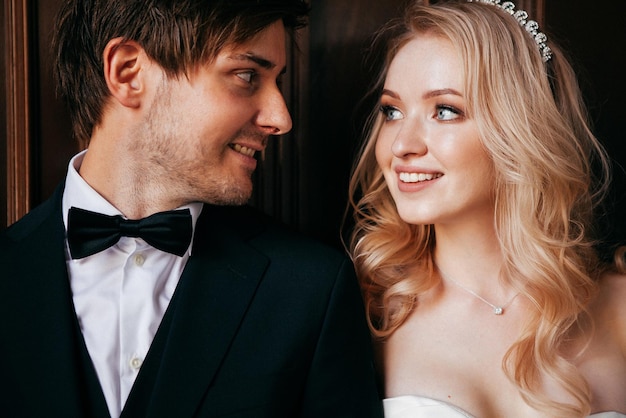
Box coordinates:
[204,188,252,206]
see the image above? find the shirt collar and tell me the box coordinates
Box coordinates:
[62,150,204,256]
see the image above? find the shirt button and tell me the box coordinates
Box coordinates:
[130,357,143,370]
[134,253,145,266]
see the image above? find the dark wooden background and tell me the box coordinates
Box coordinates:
[2,0,624,257]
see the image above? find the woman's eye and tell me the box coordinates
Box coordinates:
[236,71,256,84]
[380,105,403,121]
[436,105,461,121]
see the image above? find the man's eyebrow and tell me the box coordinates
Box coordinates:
[229,53,287,74]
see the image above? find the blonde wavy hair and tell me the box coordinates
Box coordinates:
[348,1,615,416]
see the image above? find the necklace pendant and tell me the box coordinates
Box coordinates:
[493,306,503,315]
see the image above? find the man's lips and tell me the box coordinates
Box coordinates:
[229,144,258,158]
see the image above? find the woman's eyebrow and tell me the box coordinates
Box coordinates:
[422,88,462,99]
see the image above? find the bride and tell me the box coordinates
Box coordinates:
[347,1,626,417]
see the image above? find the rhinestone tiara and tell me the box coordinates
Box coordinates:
[466,0,552,62]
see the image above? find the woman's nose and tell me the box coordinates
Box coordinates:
[391,120,428,157]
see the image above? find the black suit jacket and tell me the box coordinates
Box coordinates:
[0,185,383,417]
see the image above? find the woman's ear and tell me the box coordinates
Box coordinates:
[103,38,145,108]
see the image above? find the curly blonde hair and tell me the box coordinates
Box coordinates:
[348,1,612,416]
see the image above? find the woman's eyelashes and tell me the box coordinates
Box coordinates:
[379,103,464,122]
[380,105,404,121]
[435,104,463,121]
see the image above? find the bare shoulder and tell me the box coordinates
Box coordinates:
[580,270,626,410]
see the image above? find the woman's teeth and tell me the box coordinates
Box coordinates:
[232,144,256,157]
[399,172,442,183]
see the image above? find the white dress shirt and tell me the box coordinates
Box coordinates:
[62,150,203,417]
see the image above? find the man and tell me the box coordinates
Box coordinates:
[0,1,382,417]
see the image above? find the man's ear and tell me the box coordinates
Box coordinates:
[103,38,146,108]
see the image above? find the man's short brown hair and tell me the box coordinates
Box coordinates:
[53,0,309,143]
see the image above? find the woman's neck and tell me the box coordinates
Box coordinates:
[432,219,507,296]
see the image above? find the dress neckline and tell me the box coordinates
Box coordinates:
[383,395,626,418]
[383,395,476,418]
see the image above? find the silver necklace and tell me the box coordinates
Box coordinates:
[440,271,519,315]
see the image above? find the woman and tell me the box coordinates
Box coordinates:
[347,0,626,417]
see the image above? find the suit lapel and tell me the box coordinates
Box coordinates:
[3,187,109,416]
[122,206,270,417]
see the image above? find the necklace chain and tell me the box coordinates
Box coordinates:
[440,270,519,315]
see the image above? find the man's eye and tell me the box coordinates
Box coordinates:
[236,71,256,83]
[380,105,403,121]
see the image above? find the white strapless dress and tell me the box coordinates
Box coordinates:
[383,395,626,418]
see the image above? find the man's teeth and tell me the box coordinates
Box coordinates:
[232,144,256,157]
[398,172,442,183]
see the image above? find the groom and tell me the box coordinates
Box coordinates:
[0,0,382,417]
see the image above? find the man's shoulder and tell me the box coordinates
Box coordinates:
[201,204,348,264]
[1,191,61,247]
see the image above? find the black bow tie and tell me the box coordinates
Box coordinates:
[67,207,193,259]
